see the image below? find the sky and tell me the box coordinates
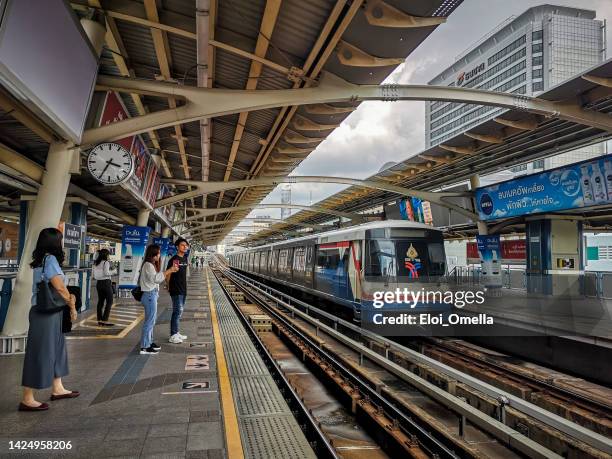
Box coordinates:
[233,0,612,233]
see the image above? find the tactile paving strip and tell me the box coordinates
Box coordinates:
[232,375,290,416]
[208,271,315,459]
[241,415,315,459]
[226,351,270,376]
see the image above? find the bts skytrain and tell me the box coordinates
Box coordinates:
[227,221,448,321]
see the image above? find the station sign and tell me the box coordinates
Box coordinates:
[475,155,612,221]
[62,223,83,250]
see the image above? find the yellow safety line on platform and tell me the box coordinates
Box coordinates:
[206,269,245,459]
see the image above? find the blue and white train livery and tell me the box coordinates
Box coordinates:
[227,221,449,321]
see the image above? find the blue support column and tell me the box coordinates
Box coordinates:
[65,198,90,312]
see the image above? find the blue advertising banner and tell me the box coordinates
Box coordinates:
[153,237,170,271]
[119,225,150,288]
[475,155,612,221]
[477,234,502,287]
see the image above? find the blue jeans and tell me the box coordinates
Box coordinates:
[171,294,185,336]
[141,290,159,349]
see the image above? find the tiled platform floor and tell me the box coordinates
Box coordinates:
[0,267,295,458]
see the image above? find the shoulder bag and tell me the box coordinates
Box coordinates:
[35,255,67,314]
[131,264,143,301]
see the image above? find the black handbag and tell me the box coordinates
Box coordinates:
[131,267,143,301]
[35,256,67,314]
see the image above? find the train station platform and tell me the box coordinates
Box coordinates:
[0,268,314,458]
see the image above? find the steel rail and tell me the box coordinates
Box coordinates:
[219,266,562,459]
[216,269,463,459]
[222,266,610,456]
[209,269,339,459]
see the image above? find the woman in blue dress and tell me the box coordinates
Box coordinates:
[20,228,79,411]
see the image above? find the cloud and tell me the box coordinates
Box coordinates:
[226,0,612,241]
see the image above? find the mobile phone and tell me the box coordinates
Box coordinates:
[173,259,180,269]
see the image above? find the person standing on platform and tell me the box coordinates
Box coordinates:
[92,248,116,327]
[20,228,79,411]
[166,238,189,344]
[139,244,178,354]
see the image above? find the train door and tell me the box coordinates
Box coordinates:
[304,245,314,288]
[348,240,362,303]
[315,242,349,299]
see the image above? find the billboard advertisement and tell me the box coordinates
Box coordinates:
[475,155,612,221]
[152,237,170,272]
[388,198,433,225]
[467,239,526,264]
[118,225,150,289]
[98,92,161,207]
[477,235,502,287]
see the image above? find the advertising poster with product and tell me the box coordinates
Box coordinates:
[477,235,503,287]
[467,239,526,264]
[119,225,151,288]
[475,155,612,221]
[153,237,170,272]
[0,221,18,259]
[129,136,148,197]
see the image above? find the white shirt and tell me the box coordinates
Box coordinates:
[93,260,117,280]
[139,262,165,292]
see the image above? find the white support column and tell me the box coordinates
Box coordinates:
[137,208,151,227]
[3,142,79,335]
[470,174,488,236]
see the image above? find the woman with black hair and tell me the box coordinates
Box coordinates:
[139,244,178,354]
[92,248,117,326]
[20,228,79,412]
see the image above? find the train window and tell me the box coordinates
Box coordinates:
[254,252,261,272]
[316,247,341,270]
[293,247,305,272]
[365,238,446,280]
[278,249,288,275]
[260,251,268,272]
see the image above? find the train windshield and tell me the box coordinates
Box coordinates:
[365,238,446,282]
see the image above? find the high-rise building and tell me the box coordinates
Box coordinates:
[280,184,292,220]
[426,5,606,174]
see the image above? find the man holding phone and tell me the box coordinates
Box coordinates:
[166,238,189,344]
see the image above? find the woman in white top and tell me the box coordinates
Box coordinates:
[92,249,117,326]
[139,244,178,354]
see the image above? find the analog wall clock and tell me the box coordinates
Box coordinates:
[87,143,134,185]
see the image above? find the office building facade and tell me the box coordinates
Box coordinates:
[426,5,606,174]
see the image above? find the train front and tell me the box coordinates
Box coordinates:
[358,223,459,336]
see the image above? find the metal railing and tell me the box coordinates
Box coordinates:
[447,266,612,299]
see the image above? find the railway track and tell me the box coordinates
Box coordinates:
[213,264,612,459]
[212,267,567,458]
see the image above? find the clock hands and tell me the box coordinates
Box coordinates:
[99,160,112,178]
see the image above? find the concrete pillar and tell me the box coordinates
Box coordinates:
[469,174,488,235]
[137,208,151,227]
[3,142,79,335]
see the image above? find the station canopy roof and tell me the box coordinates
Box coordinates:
[240,58,612,245]
[0,0,464,243]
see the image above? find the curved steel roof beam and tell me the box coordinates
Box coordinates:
[158,175,477,221]
[81,72,612,148]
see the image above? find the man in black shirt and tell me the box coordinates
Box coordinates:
[166,238,189,343]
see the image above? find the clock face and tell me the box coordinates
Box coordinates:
[87,143,134,185]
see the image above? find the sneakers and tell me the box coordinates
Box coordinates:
[177,333,188,340]
[140,346,159,355]
[168,333,183,344]
[151,343,161,351]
